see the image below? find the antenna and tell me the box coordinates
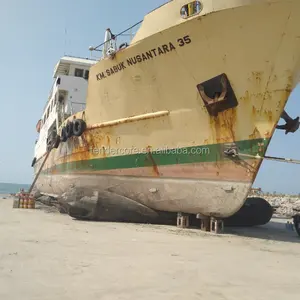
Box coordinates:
[64,13,68,56]
[64,16,72,56]
[64,27,67,55]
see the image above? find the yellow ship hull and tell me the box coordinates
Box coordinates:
[34,0,300,220]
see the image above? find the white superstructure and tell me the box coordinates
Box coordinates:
[34,56,97,160]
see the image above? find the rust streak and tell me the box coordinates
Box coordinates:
[249,127,261,140]
[210,108,237,144]
[106,135,111,146]
[146,146,160,176]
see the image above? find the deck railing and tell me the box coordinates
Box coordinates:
[89,21,143,60]
[70,102,86,115]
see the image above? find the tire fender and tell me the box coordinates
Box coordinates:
[73,119,87,137]
[65,121,73,138]
[60,127,68,142]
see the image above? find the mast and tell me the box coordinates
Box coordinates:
[102,28,117,59]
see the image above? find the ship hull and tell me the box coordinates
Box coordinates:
[35,137,265,218]
[33,0,300,220]
[36,174,251,218]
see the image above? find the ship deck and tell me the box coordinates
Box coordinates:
[1,196,299,300]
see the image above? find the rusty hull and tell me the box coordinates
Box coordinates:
[34,0,300,220]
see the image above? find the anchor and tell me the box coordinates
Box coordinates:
[197,73,238,116]
[198,75,228,107]
[276,110,300,134]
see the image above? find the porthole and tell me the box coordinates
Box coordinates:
[180,1,202,19]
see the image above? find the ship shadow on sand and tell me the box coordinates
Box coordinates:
[224,219,300,244]
[71,215,300,244]
[37,194,300,243]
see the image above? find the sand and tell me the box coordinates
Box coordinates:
[0,196,300,300]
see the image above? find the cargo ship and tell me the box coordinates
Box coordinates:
[32,0,300,224]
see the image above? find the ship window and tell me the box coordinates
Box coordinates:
[84,70,89,80]
[74,68,84,77]
[180,1,202,18]
[54,92,58,106]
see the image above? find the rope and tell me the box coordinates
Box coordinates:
[226,150,300,165]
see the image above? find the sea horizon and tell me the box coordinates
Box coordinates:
[0,182,30,194]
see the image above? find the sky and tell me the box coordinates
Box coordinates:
[0,0,299,194]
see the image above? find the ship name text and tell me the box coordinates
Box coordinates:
[96,35,192,81]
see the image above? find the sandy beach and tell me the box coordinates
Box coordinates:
[0,196,299,300]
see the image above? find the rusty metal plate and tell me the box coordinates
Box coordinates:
[197,73,238,117]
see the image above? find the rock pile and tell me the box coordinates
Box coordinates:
[261,195,300,217]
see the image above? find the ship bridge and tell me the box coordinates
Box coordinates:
[34,56,97,160]
[53,56,97,79]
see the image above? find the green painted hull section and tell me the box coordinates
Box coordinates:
[41,138,269,175]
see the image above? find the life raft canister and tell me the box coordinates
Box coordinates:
[73,119,86,137]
